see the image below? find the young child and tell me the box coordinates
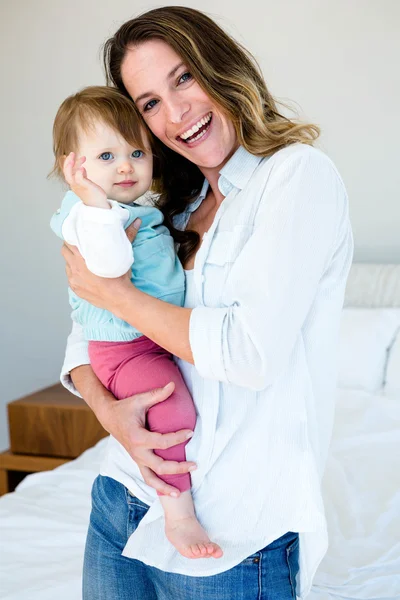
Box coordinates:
[50,86,223,560]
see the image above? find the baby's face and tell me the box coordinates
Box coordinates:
[75,120,153,203]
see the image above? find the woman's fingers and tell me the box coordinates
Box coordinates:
[139,428,195,451]
[139,465,181,497]
[126,382,196,449]
[61,242,80,270]
[150,453,197,476]
[137,381,176,411]
[62,241,83,257]
[133,425,195,452]
[61,242,86,287]
[125,219,141,243]
[61,242,75,259]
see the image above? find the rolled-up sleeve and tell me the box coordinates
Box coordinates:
[60,321,90,397]
[189,149,350,390]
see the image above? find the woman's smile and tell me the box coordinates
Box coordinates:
[176,112,213,145]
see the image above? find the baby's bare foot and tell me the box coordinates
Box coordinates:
[165,515,223,560]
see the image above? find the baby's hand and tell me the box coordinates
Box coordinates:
[63,152,109,209]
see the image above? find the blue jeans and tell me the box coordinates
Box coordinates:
[83,475,299,599]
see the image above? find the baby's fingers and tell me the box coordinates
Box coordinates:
[75,166,88,186]
[63,151,76,184]
[75,155,86,168]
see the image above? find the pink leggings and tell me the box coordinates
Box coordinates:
[88,336,197,496]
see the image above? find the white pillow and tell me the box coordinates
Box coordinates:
[338,308,400,393]
[385,333,400,394]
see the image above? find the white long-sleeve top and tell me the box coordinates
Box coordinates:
[61,143,353,598]
[60,199,134,278]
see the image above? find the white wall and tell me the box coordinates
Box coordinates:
[0,0,399,450]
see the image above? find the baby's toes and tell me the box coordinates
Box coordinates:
[198,543,209,556]
[210,544,224,558]
[206,543,216,554]
[190,544,201,557]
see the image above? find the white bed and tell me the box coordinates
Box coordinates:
[1,264,399,600]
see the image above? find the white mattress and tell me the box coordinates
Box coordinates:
[1,388,399,600]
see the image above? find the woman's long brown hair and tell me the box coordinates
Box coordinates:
[103,6,320,265]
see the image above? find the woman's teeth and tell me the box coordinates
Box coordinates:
[189,127,208,143]
[179,113,212,143]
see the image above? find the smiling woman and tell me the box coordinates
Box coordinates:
[59,6,353,600]
[103,6,320,268]
[121,40,238,171]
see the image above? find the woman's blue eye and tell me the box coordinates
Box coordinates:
[143,99,158,112]
[132,150,144,158]
[99,152,113,161]
[178,72,192,84]
[142,72,192,113]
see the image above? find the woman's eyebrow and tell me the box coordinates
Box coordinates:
[134,62,185,103]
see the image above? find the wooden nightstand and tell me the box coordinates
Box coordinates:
[0,383,108,496]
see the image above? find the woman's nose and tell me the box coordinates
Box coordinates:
[165,98,190,124]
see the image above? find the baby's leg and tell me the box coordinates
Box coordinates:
[89,337,223,559]
[106,341,197,494]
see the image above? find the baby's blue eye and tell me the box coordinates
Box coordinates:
[99,152,113,161]
[132,150,144,158]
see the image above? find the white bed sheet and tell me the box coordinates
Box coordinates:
[0,389,399,600]
[308,390,400,600]
[0,440,106,600]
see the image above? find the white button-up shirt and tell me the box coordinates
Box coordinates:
[61,143,353,598]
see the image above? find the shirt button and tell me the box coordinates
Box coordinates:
[55,209,61,215]
[253,557,260,564]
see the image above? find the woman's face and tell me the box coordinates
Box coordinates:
[121,40,238,172]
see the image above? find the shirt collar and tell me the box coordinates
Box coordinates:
[186,177,209,215]
[218,145,263,196]
[186,146,263,216]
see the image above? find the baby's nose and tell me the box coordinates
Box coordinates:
[118,161,134,173]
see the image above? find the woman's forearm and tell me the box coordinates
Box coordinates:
[113,285,194,364]
[70,364,115,429]
[62,239,195,363]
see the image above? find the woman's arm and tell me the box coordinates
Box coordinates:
[62,255,194,364]
[113,287,194,363]
[62,322,196,496]
[70,364,116,417]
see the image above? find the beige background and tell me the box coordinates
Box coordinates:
[0,0,399,450]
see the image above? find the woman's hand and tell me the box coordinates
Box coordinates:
[97,382,196,496]
[61,220,140,312]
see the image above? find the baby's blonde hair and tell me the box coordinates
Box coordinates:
[50,85,153,179]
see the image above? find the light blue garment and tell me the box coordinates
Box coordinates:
[50,191,185,341]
